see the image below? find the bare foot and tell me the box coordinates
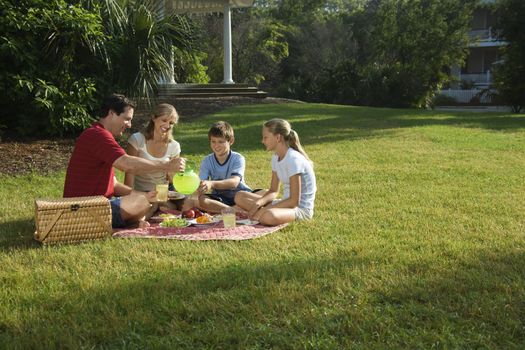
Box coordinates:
[138,220,150,229]
[233,205,248,215]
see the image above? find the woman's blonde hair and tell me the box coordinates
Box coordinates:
[264,118,312,163]
[143,103,179,141]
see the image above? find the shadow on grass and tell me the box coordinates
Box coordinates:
[177,104,525,154]
[0,218,40,251]
[4,247,524,348]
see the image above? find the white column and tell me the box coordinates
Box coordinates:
[168,46,176,84]
[158,2,175,84]
[222,3,234,84]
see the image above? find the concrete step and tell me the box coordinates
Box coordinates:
[159,83,251,89]
[157,83,267,99]
[158,91,268,98]
[158,87,259,94]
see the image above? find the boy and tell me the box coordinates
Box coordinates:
[195,121,252,213]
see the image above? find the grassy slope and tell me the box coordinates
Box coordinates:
[0,104,524,348]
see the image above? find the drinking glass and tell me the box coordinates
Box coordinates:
[156,181,169,202]
[221,207,236,228]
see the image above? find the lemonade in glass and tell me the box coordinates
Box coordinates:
[221,207,236,228]
[156,182,169,202]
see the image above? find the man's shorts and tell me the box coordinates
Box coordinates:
[110,197,126,228]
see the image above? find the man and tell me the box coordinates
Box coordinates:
[64,94,185,228]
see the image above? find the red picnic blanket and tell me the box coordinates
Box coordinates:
[112,210,288,241]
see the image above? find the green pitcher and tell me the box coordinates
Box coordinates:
[172,161,200,195]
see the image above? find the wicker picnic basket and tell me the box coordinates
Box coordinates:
[34,196,112,245]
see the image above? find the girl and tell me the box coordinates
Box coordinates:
[235,119,316,226]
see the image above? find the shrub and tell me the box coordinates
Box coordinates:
[432,94,458,106]
[0,0,105,137]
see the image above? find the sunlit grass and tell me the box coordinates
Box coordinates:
[1,104,524,348]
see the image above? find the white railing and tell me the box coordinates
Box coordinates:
[469,29,492,41]
[439,89,492,103]
[459,71,492,85]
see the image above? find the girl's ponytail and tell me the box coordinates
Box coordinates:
[264,119,312,165]
[287,129,311,164]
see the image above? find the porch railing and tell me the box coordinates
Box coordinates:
[438,89,493,104]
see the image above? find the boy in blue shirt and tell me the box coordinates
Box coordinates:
[196,121,253,213]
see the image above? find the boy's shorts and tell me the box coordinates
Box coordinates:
[110,197,126,228]
[205,193,235,206]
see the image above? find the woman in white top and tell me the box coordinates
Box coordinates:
[235,118,317,226]
[124,103,181,193]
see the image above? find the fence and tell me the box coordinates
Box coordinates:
[438,89,493,104]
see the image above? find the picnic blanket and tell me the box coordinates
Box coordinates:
[112,210,288,241]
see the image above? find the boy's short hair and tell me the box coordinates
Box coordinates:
[208,121,234,142]
[100,94,135,118]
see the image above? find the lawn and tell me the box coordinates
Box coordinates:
[1,103,524,348]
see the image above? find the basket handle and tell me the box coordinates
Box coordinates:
[38,209,64,242]
[86,207,112,234]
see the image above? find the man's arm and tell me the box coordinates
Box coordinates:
[113,154,184,175]
[114,178,133,197]
[123,144,139,187]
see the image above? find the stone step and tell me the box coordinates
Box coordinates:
[159,83,251,89]
[158,87,259,94]
[158,91,268,98]
[157,83,267,99]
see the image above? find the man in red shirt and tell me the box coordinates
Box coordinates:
[64,94,185,228]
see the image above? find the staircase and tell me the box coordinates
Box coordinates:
[157,83,268,99]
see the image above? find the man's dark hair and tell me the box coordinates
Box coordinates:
[100,94,135,118]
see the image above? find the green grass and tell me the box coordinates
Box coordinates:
[1,104,524,348]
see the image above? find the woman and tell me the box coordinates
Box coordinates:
[124,103,181,192]
[124,103,181,226]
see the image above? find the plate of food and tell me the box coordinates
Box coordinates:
[188,213,220,226]
[160,217,190,228]
[168,191,185,200]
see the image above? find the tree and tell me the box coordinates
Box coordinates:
[87,0,196,103]
[0,0,105,136]
[243,0,474,108]
[492,0,525,113]
[197,7,289,86]
[0,0,199,137]
[335,0,475,107]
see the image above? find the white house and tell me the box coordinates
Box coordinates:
[440,0,506,104]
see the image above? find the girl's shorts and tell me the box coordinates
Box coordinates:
[295,207,313,221]
[271,200,313,221]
